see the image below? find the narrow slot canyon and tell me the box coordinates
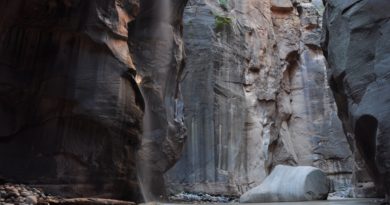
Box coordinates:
[0,0,389,205]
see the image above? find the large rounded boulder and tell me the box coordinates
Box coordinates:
[240,165,329,203]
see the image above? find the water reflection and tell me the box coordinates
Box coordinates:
[158,199,382,205]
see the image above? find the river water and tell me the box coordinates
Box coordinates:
[237,199,382,205]
[158,198,382,205]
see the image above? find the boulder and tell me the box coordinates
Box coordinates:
[240,165,329,203]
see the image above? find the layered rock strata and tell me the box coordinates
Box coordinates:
[166,0,352,196]
[322,0,390,200]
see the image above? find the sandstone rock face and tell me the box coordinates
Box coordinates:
[240,165,329,203]
[128,0,188,201]
[0,0,189,201]
[322,0,390,199]
[0,0,142,201]
[166,0,352,196]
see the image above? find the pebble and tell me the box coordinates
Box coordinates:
[25,195,38,204]
[20,191,30,197]
[0,184,137,205]
[169,192,234,203]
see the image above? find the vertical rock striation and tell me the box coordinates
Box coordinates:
[0,0,143,200]
[0,0,189,201]
[166,0,352,196]
[129,0,188,201]
[322,0,390,199]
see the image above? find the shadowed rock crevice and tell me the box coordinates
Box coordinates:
[354,115,383,194]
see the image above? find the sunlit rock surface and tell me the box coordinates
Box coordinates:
[240,165,329,203]
[0,0,142,201]
[166,0,352,196]
[322,0,390,200]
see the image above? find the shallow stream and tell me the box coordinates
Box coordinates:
[159,199,382,205]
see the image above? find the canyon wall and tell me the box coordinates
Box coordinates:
[0,0,188,201]
[0,0,142,200]
[166,0,353,196]
[129,0,188,201]
[2,0,388,201]
[322,0,390,199]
